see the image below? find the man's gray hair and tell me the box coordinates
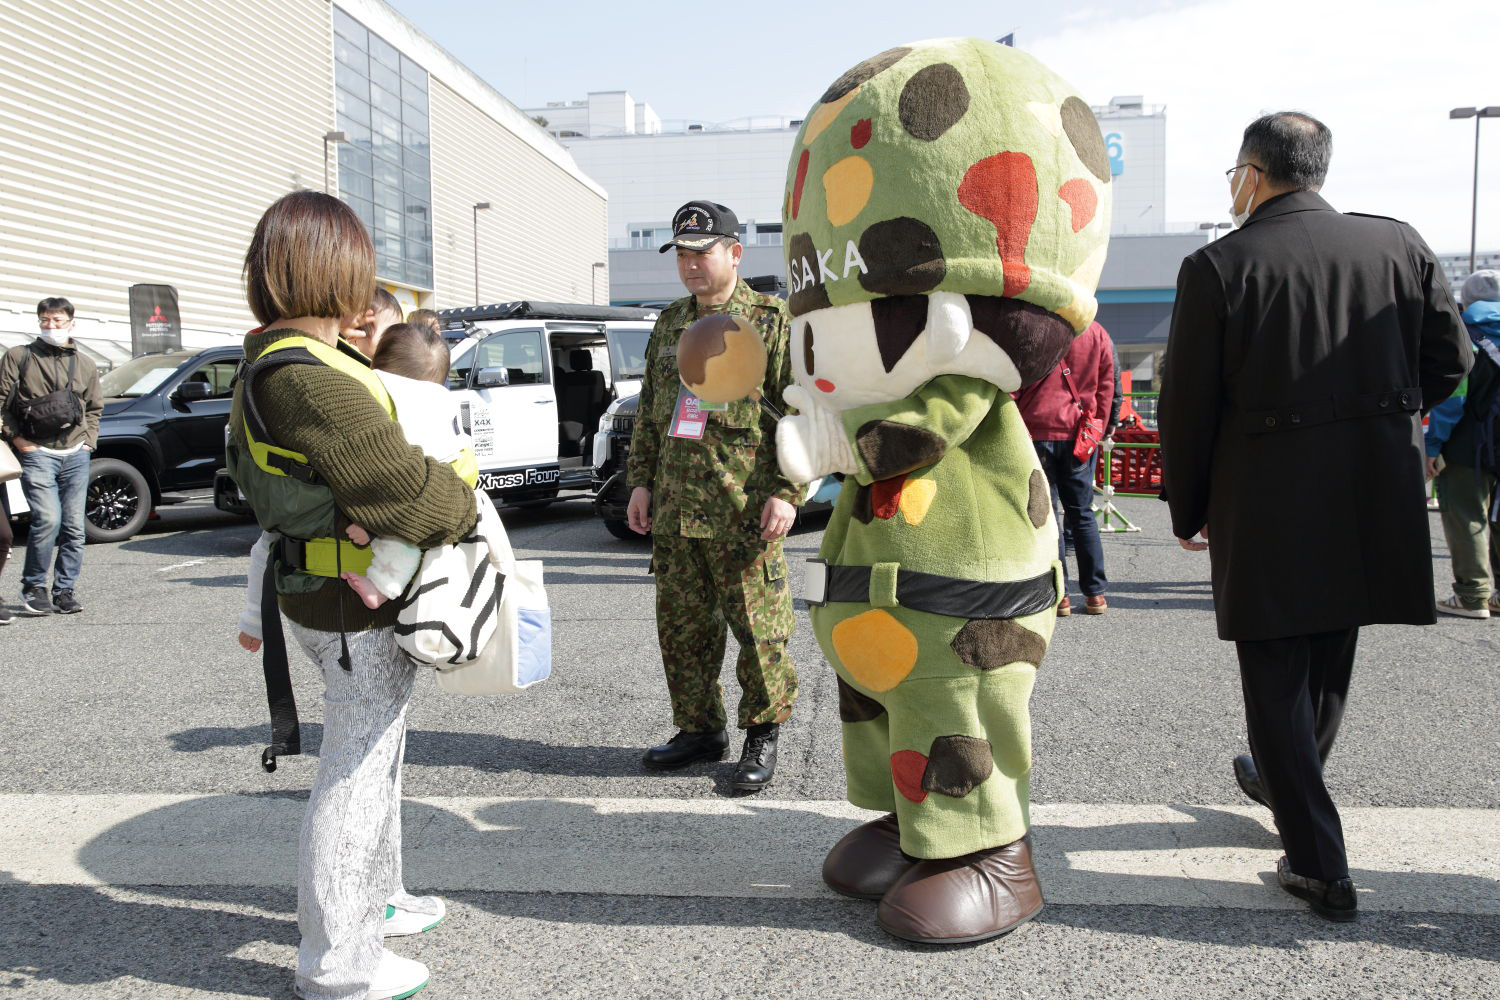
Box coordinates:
[1240,112,1332,190]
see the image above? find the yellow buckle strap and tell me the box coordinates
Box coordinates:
[298,537,376,578]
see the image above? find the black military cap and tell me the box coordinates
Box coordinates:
[658,201,740,253]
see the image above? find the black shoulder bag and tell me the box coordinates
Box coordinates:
[11,348,84,439]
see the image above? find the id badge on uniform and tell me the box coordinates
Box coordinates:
[669,384,725,440]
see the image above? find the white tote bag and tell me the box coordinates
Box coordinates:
[395,492,552,695]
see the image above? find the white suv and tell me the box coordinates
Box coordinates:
[438,302,658,506]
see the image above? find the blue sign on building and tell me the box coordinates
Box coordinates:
[1105,131,1125,177]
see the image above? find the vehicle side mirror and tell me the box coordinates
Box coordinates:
[174,380,213,402]
[475,366,510,389]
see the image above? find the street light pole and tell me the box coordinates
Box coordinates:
[592,261,607,305]
[472,202,491,303]
[1450,106,1500,273]
[322,131,348,194]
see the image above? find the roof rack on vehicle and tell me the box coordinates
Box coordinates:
[436,301,660,322]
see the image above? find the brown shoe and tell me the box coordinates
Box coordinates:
[1083,595,1107,614]
[876,835,1043,944]
[822,813,916,900]
[1056,596,1072,617]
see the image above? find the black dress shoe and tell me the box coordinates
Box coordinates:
[1276,856,1357,922]
[730,723,778,791]
[1233,754,1269,808]
[642,730,728,770]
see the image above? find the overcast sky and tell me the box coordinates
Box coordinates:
[388,0,1494,255]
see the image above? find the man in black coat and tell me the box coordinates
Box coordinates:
[1159,112,1470,922]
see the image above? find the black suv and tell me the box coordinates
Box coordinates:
[590,394,641,539]
[81,345,242,541]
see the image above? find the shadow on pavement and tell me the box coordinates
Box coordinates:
[2,791,1488,999]
[168,723,658,779]
[1088,579,1216,611]
[0,871,291,998]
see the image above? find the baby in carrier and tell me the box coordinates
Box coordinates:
[238,323,475,649]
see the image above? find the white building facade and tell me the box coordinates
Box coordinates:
[0,0,608,365]
[543,91,1181,386]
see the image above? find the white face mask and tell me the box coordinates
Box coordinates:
[37,326,72,347]
[1229,167,1258,228]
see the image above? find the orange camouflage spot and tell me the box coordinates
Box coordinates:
[899,478,937,525]
[832,609,918,692]
[824,155,875,227]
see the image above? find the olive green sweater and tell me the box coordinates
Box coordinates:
[240,328,477,632]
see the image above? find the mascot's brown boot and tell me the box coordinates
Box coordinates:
[875,835,1043,944]
[822,813,916,900]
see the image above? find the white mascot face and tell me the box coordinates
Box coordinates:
[791,291,1025,412]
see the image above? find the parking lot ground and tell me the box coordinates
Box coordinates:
[1,496,1495,999]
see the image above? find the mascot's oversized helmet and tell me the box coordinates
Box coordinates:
[783,38,1111,410]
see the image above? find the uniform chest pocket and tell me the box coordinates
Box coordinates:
[706,397,760,430]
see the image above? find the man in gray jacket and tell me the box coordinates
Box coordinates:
[0,297,103,615]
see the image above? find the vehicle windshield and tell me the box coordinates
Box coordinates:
[100,354,188,397]
[608,328,650,380]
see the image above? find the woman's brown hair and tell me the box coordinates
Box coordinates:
[243,191,375,325]
[371,322,450,384]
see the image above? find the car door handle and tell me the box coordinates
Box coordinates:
[534,399,551,404]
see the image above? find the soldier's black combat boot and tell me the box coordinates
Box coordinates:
[642,730,729,770]
[731,723,779,791]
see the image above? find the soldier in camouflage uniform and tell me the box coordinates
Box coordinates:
[626,200,802,791]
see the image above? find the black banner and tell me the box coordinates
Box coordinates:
[128,284,182,355]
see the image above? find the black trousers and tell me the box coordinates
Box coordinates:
[1236,627,1357,882]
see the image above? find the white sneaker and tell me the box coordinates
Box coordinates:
[383,897,446,937]
[1437,594,1490,619]
[366,948,429,1000]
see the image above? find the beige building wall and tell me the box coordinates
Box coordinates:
[429,81,608,307]
[0,0,608,361]
[0,0,335,359]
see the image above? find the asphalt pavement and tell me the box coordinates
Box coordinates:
[0,492,1495,999]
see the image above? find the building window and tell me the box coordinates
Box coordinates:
[332,6,433,289]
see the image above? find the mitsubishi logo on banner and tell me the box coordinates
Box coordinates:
[128,284,182,355]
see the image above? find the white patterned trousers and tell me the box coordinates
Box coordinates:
[288,623,433,1000]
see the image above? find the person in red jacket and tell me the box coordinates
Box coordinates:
[1014,321,1116,614]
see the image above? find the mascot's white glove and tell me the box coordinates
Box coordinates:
[777,385,858,483]
[367,537,423,599]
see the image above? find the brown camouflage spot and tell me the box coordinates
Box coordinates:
[1027,469,1050,528]
[788,232,832,317]
[858,218,947,297]
[898,63,970,141]
[922,735,994,798]
[951,618,1048,671]
[1061,96,1111,183]
[871,295,929,373]
[820,46,913,104]
[851,484,875,524]
[855,420,946,480]
[965,295,1076,389]
[837,676,887,723]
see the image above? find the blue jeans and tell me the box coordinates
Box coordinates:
[1033,440,1107,598]
[19,448,89,594]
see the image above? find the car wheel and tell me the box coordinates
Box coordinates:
[85,458,152,543]
[603,517,646,541]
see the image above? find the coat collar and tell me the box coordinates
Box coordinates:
[1242,189,1335,228]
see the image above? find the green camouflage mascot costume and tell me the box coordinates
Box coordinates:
[775,38,1111,943]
